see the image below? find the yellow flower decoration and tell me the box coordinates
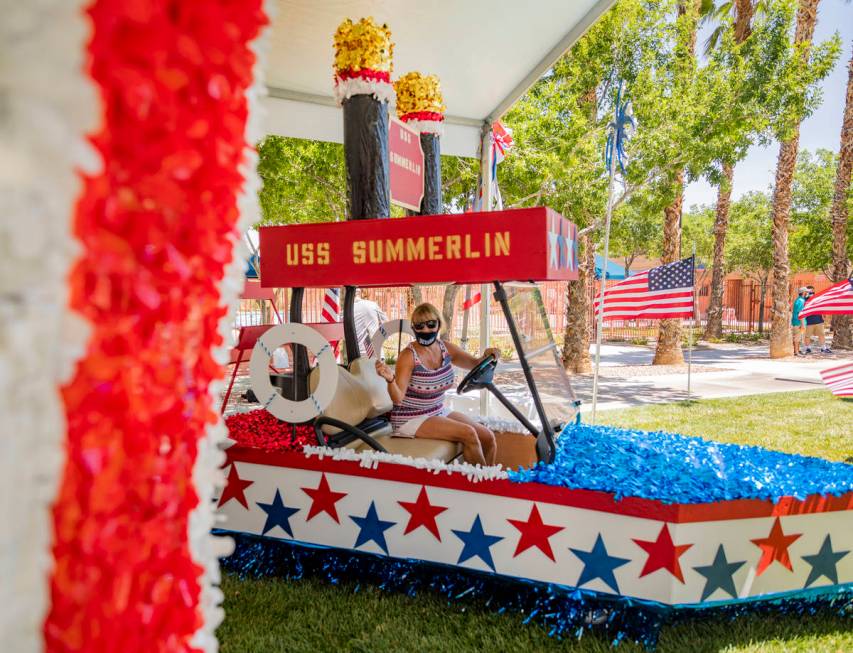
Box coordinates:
[394,72,446,117]
[333,17,394,74]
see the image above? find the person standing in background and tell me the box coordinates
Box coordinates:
[353,288,388,358]
[803,285,832,354]
[790,287,808,356]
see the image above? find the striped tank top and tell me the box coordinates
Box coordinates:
[390,340,455,430]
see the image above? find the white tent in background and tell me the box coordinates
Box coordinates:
[260,0,616,417]
[262,0,616,157]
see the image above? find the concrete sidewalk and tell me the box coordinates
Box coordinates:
[571,343,847,412]
[446,343,851,422]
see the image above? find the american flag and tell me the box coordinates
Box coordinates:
[491,121,514,165]
[594,257,695,321]
[462,290,482,310]
[799,278,853,319]
[820,362,853,397]
[321,288,340,323]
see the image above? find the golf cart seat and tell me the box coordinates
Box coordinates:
[309,359,461,463]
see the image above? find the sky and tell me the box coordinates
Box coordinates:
[683,1,853,210]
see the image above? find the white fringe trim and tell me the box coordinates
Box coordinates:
[0,2,97,651]
[301,446,509,483]
[402,119,444,136]
[333,77,395,106]
[189,3,272,651]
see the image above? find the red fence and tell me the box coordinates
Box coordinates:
[232,274,835,350]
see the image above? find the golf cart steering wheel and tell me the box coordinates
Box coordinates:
[456,354,498,395]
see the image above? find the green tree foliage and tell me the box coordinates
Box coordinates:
[682,204,716,265]
[256,136,347,225]
[726,191,774,277]
[790,148,853,273]
[609,200,662,275]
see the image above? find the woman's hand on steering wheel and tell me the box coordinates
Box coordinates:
[456,351,499,395]
[482,347,500,362]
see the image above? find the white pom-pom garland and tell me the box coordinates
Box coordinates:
[333,77,395,106]
[0,2,96,651]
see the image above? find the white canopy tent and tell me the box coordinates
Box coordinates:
[263,0,616,158]
[261,0,616,418]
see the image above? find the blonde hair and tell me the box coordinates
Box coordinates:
[411,302,441,325]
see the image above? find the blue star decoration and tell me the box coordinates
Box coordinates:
[350,501,396,555]
[802,535,849,588]
[693,545,746,601]
[452,515,504,572]
[569,534,630,594]
[256,489,300,537]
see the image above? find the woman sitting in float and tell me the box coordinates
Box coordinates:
[375,302,500,466]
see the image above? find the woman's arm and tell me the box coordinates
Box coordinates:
[375,349,414,405]
[444,340,500,370]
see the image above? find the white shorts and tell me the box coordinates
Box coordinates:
[394,407,450,437]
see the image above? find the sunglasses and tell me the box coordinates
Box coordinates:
[412,319,439,330]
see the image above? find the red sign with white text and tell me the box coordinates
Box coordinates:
[259,207,578,288]
[389,118,424,211]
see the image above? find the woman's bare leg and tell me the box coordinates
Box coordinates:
[447,411,496,466]
[414,415,485,465]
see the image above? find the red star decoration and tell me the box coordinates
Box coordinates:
[507,504,564,561]
[399,486,448,541]
[218,463,254,509]
[633,524,692,583]
[301,473,347,523]
[751,517,802,575]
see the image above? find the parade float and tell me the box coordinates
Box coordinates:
[6,2,849,651]
[214,13,853,648]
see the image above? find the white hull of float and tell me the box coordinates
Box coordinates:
[216,446,853,607]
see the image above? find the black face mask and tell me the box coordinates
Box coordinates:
[415,330,439,346]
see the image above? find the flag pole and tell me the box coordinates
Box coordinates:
[687,243,696,400]
[590,146,617,425]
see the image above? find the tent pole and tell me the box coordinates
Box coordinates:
[478,124,493,418]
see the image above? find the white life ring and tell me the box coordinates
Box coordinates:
[370,319,415,360]
[249,324,339,423]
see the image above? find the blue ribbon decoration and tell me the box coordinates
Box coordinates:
[604,81,635,177]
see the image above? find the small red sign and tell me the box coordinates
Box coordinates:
[389,118,424,212]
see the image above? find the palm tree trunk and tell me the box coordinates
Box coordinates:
[440,284,460,340]
[562,233,593,373]
[704,2,754,341]
[654,0,701,365]
[768,0,820,358]
[829,47,853,349]
[654,169,687,364]
[704,162,734,340]
[561,84,598,373]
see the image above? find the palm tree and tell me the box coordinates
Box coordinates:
[768,0,821,358]
[654,0,705,365]
[562,232,595,372]
[703,0,757,340]
[828,45,853,348]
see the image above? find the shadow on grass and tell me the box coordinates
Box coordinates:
[219,568,852,653]
[657,609,853,653]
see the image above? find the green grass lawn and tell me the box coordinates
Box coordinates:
[218,390,853,653]
[596,390,853,463]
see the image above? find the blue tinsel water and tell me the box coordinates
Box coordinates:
[507,424,853,504]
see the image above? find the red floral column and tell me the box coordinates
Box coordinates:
[45,2,267,651]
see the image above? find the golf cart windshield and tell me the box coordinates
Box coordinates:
[490,284,579,430]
